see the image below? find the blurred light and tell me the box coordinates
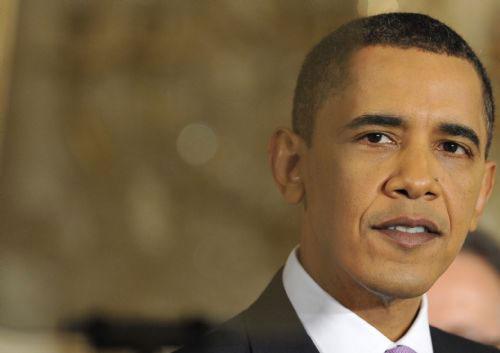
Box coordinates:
[357,0,399,16]
[176,123,218,165]
[127,168,172,256]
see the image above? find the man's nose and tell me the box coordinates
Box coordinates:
[383,146,441,201]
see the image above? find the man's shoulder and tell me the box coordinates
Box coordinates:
[172,268,313,353]
[173,312,250,353]
[430,326,499,353]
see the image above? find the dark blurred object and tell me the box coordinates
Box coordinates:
[462,229,500,273]
[63,315,214,353]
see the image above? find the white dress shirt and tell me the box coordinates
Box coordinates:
[282,246,434,353]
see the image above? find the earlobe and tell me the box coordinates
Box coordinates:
[469,161,496,231]
[268,128,306,204]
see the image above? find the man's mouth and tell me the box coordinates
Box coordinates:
[385,225,430,234]
[371,217,442,249]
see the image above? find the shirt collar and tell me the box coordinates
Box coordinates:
[282,246,433,353]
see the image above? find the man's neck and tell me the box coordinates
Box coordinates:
[298,245,422,341]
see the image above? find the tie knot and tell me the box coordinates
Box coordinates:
[385,345,417,353]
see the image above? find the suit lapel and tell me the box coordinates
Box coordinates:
[242,269,320,353]
[429,326,498,353]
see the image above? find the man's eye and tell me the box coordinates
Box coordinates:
[360,133,393,144]
[441,141,469,156]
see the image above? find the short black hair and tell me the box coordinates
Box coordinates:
[292,12,495,158]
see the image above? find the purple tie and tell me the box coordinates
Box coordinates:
[385,345,417,353]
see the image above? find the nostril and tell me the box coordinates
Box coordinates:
[395,189,410,197]
[425,191,437,199]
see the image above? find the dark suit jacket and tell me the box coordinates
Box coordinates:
[176,270,498,353]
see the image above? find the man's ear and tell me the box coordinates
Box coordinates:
[267,128,306,204]
[469,160,496,231]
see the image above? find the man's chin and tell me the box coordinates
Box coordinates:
[355,272,435,303]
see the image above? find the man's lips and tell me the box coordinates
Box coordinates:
[373,228,438,249]
[371,216,442,249]
[372,216,442,235]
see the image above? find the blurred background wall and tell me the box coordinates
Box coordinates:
[0,0,498,347]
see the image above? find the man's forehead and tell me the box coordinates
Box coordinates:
[321,45,487,137]
[346,46,483,93]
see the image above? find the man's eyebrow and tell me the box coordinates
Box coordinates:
[343,114,405,130]
[343,115,481,149]
[438,123,480,150]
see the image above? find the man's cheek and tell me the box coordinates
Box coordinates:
[452,176,482,218]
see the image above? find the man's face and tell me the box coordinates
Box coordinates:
[300,46,495,299]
